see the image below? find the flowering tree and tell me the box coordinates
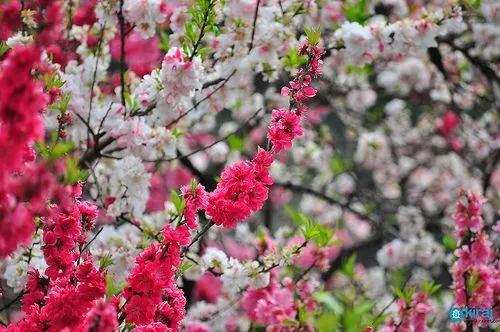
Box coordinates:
[0,0,499,331]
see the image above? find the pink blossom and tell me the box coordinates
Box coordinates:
[110,32,162,77]
[267,109,304,152]
[185,321,211,332]
[85,301,118,332]
[193,272,223,303]
[181,183,209,229]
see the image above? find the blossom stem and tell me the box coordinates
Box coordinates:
[182,220,214,257]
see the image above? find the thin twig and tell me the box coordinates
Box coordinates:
[371,274,411,325]
[0,292,25,314]
[79,227,104,261]
[275,181,396,235]
[295,260,317,283]
[164,69,237,128]
[147,108,262,163]
[189,0,214,61]
[181,220,214,257]
[87,24,106,144]
[117,0,127,107]
[248,0,261,53]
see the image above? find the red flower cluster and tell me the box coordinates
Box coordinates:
[122,225,190,330]
[9,257,106,332]
[453,190,484,238]
[267,109,304,153]
[42,200,97,279]
[206,148,274,228]
[269,40,324,153]
[0,44,47,183]
[4,196,107,332]
[450,190,499,330]
[0,45,51,258]
[85,300,118,332]
[199,39,324,228]
[181,182,209,229]
[0,1,21,40]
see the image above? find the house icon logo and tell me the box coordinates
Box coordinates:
[449,307,463,322]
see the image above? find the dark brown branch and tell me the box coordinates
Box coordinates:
[0,291,25,314]
[117,0,127,107]
[78,136,115,168]
[295,259,317,283]
[248,0,261,54]
[439,37,500,87]
[87,25,106,144]
[181,220,215,257]
[275,181,396,235]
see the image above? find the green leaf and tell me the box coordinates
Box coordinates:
[313,291,343,315]
[330,157,353,177]
[283,49,308,68]
[390,268,409,289]
[198,47,212,58]
[106,273,126,298]
[464,0,481,10]
[282,320,298,327]
[298,305,310,325]
[443,234,457,252]
[391,286,406,302]
[180,260,194,273]
[299,217,320,241]
[341,254,357,278]
[316,312,338,332]
[342,0,369,23]
[51,142,74,157]
[63,157,88,184]
[159,30,170,52]
[47,92,71,113]
[467,272,483,293]
[228,135,245,152]
[346,64,373,76]
[99,254,114,270]
[421,279,442,296]
[354,302,374,316]
[314,225,336,248]
[170,190,185,214]
[304,25,321,45]
[285,206,310,227]
[36,141,49,160]
[0,41,10,57]
[211,25,220,36]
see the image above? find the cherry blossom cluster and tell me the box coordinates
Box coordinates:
[378,291,432,332]
[333,8,465,66]
[450,190,499,330]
